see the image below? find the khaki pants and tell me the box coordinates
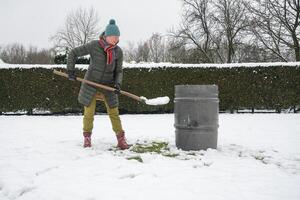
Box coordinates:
[83,93,123,134]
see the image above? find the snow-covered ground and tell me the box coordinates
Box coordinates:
[0,114,299,200]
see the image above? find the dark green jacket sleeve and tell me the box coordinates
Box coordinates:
[67,42,92,71]
[115,48,123,85]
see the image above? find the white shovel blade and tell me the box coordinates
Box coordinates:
[140,96,170,106]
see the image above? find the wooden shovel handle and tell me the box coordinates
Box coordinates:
[53,70,143,102]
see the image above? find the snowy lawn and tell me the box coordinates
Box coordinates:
[0,114,299,200]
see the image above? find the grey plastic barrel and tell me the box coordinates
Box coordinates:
[174,85,219,151]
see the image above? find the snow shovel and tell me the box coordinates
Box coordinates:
[53,70,170,106]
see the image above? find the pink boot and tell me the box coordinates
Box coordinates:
[116,131,129,150]
[83,132,92,148]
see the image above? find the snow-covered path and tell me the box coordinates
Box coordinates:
[0,114,299,200]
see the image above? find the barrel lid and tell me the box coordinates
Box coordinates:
[175,85,218,98]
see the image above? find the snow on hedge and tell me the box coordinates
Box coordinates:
[0,61,300,69]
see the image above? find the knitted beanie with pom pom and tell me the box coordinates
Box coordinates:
[105,19,120,36]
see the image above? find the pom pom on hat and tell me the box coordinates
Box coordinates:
[109,19,116,25]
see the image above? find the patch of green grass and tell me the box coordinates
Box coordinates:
[162,153,179,157]
[131,141,169,154]
[109,141,183,160]
[126,155,143,163]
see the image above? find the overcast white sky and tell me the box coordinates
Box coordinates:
[0,0,182,49]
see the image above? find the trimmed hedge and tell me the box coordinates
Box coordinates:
[0,66,299,114]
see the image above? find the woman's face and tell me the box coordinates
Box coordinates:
[105,36,119,45]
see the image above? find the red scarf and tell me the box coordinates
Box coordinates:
[98,38,117,65]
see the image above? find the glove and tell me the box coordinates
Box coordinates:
[114,83,121,94]
[67,70,76,81]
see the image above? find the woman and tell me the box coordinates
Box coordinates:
[66,19,129,150]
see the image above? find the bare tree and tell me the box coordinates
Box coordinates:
[51,7,101,51]
[248,0,300,61]
[165,37,188,63]
[212,0,250,63]
[123,41,138,62]
[136,41,150,62]
[0,46,4,63]
[235,41,279,62]
[0,43,26,64]
[171,0,215,63]
[0,43,54,64]
[27,46,55,64]
[171,0,249,63]
[148,33,166,63]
